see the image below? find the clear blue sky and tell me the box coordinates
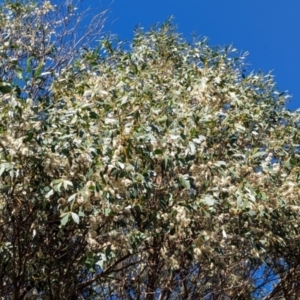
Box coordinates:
[82,0,300,110]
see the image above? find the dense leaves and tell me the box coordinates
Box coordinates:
[1,2,300,299]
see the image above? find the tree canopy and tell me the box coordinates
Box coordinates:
[1,1,300,299]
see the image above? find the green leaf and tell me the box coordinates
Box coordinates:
[260,192,267,201]
[104,208,111,217]
[71,212,79,224]
[0,164,7,176]
[179,176,190,189]
[34,61,44,78]
[68,193,77,202]
[164,155,169,169]
[60,213,70,226]
[14,66,23,80]
[63,179,73,190]
[26,57,33,73]
[89,111,98,119]
[53,181,62,193]
[154,149,163,155]
[252,151,267,159]
[24,130,34,142]
[0,82,12,94]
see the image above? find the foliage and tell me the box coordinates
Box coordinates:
[1,3,300,298]
[0,0,105,102]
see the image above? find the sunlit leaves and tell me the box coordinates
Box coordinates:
[1,10,300,298]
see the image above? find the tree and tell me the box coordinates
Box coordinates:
[1,3,300,298]
[0,0,106,102]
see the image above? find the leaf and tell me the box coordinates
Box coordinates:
[222,229,227,239]
[193,135,206,144]
[34,61,44,78]
[234,123,246,132]
[189,141,196,155]
[0,164,6,176]
[40,71,52,76]
[24,130,34,142]
[104,118,118,124]
[63,179,73,190]
[120,96,128,104]
[89,111,98,119]
[170,134,180,140]
[202,195,216,206]
[154,149,163,155]
[68,193,77,202]
[53,181,62,193]
[237,195,243,207]
[96,253,107,268]
[252,151,267,159]
[0,82,12,94]
[60,213,70,226]
[261,192,267,201]
[164,155,169,169]
[45,189,54,199]
[232,153,245,159]
[14,66,23,79]
[26,57,33,73]
[179,175,190,189]
[214,161,227,167]
[104,208,111,217]
[125,163,135,172]
[71,212,79,224]
[157,115,167,123]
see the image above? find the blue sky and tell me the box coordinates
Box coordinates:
[81,0,300,110]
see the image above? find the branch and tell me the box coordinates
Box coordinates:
[77,252,134,291]
[263,265,299,300]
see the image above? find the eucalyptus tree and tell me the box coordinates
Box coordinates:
[1,7,300,299]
